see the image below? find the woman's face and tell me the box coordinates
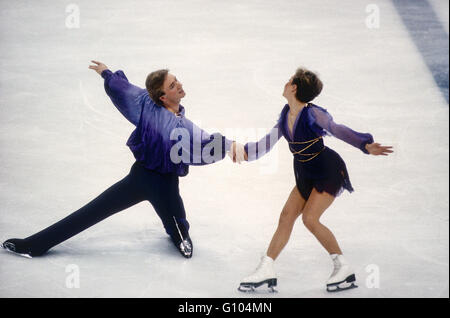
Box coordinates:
[282,76,295,99]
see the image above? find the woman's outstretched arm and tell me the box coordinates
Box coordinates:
[243,122,283,161]
[310,106,393,155]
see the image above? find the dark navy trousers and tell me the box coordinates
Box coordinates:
[24,161,190,256]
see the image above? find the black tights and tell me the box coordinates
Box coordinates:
[22,161,190,256]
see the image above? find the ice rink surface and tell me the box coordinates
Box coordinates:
[0,0,448,298]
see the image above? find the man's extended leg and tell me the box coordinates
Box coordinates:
[3,163,146,257]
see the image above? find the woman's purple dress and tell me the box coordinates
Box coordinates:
[245,104,374,200]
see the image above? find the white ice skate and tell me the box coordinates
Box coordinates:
[326,254,357,292]
[238,255,277,293]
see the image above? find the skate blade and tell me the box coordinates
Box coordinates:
[238,279,277,293]
[238,285,256,293]
[327,274,358,293]
[326,281,358,292]
[326,273,357,292]
[3,246,32,259]
[238,285,278,293]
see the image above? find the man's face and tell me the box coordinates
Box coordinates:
[160,73,185,105]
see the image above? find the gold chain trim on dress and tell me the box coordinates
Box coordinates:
[289,136,322,145]
[289,136,325,162]
[295,147,325,162]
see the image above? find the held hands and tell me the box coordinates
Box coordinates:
[89,60,109,75]
[228,141,248,164]
[365,143,394,156]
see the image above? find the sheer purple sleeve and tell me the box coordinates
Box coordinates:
[309,106,374,154]
[244,122,283,161]
[102,69,148,126]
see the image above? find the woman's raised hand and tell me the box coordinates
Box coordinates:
[365,143,394,156]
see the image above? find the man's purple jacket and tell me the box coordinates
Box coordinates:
[102,69,233,177]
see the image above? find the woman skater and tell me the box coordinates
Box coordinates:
[2,61,238,259]
[234,68,393,292]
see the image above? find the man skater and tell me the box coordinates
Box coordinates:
[2,61,245,259]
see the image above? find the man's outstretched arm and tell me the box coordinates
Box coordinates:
[89,60,147,126]
[172,117,238,166]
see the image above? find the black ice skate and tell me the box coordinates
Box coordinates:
[171,216,193,258]
[174,237,193,259]
[2,238,33,259]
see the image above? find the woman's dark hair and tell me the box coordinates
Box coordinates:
[292,68,323,103]
[145,69,169,106]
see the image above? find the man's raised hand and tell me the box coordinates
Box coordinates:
[89,60,108,75]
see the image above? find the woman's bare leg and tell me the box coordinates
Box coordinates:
[266,186,306,260]
[301,188,342,255]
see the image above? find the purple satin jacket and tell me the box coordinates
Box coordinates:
[102,69,233,176]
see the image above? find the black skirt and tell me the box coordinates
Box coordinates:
[293,146,354,201]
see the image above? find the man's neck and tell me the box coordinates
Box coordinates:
[164,102,180,115]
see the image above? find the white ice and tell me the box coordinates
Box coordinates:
[0,0,448,298]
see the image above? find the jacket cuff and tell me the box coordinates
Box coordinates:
[360,135,374,154]
[225,138,234,154]
[101,69,113,79]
